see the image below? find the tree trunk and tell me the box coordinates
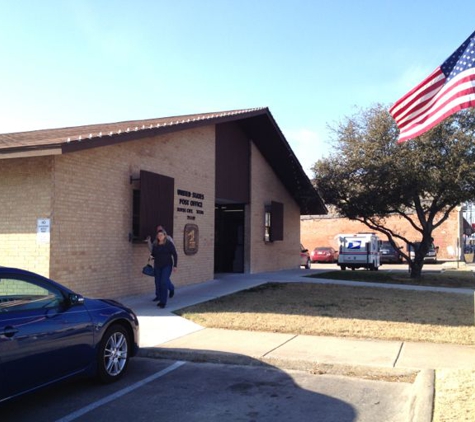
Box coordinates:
[409,259,424,278]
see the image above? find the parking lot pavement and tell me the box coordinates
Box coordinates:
[0,358,417,422]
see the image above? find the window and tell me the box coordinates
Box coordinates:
[0,277,64,312]
[264,208,272,242]
[264,201,284,242]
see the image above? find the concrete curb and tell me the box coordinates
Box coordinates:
[138,346,419,381]
[408,369,435,422]
[138,347,269,367]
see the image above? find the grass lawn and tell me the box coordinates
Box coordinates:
[305,268,475,288]
[175,271,475,345]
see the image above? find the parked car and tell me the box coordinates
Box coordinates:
[379,241,403,264]
[310,247,339,263]
[0,267,140,403]
[300,244,311,269]
[408,242,439,263]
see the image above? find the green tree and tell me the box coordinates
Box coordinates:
[312,104,475,278]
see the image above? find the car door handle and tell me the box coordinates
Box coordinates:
[1,326,19,338]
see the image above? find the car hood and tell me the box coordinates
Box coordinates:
[82,297,138,321]
[97,298,129,308]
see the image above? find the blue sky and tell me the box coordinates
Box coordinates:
[1,1,474,176]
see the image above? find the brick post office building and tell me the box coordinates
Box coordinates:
[0,108,326,298]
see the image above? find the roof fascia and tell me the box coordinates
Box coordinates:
[0,148,62,159]
[59,109,269,154]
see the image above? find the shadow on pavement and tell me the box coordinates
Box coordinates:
[139,347,419,422]
[1,352,359,422]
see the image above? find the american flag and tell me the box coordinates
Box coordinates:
[390,30,475,143]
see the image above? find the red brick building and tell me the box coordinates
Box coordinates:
[301,208,465,261]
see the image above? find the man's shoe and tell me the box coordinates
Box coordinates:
[157,303,166,308]
[152,297,159,302]
[169,290,175,299]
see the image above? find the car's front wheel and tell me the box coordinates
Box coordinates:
[97,324,130,383]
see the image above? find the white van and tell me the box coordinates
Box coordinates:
[337,233,381,271]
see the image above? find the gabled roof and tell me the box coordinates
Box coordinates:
[0,107,327,215]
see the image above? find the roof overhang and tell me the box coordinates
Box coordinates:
[235,111,327,215]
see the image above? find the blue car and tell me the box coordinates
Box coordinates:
[0,267,139,403]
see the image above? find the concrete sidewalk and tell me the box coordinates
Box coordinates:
[120,269,475,421]
[120,269,475,370]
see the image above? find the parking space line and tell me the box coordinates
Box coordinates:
[55,361,186,422]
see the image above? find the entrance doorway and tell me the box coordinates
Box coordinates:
[214,204,245,273]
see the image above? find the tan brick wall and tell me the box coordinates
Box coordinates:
[249,143,301,272]
[1,125,304,299]
[48,126,216,298]
[301,210,462,260]
[0,156,53,276]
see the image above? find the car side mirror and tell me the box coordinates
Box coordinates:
[69,293,85,306]
[302,249,308,253]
